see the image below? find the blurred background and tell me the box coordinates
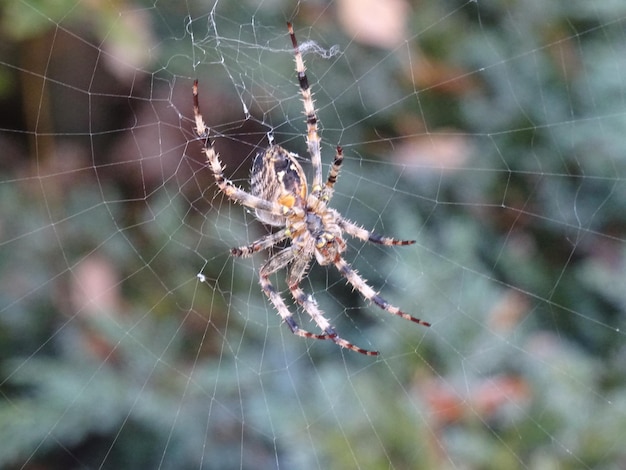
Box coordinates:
[1,0,625,468]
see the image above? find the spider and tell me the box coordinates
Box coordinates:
[192,23,430,356]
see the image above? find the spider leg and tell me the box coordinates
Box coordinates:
[320,145,344,202]
[338,217,416,246]
[334,256,431,327]
[192,81,299,219]
[259,247,330,341]
[287,23,323,194]
[289,285,379,356]
[286,252,379,356]
[231,228,289,257]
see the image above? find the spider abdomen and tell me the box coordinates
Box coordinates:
[251,145,307,226]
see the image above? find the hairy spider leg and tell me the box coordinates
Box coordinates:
[320,145,344,202]
[286,249,379,355]
[289,283,379,355]
[334,256,431,327]
[338,216,416,246]
[287,22,323,195]
[192,80,297,219]
[259,248,332,341]
[230,228,290,257]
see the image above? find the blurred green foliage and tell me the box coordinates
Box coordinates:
[0,0,625,469]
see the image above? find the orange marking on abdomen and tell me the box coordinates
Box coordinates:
[278,193,296,208]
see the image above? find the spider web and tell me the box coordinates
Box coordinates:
[1,0,625,468]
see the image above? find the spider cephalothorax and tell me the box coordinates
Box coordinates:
[192,23,430,355]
